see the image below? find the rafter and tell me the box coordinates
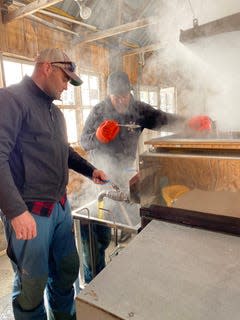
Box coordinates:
[10,0,97,32]
[12,0,97,30]
[180,12,240,43]
[3,0,62,23]
[123,42,163,56]
[31,13,81,36]
[75,16,160,45]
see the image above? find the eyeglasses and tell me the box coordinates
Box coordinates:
[51,61,76,72]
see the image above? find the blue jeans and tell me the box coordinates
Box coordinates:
[80,224,111,283]
[1,201,79,320]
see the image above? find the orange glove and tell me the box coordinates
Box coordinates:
[96,120,120,143]
[188,115,212,131]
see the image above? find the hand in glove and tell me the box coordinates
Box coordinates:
[96,119,120,143]
[188,115,213,131]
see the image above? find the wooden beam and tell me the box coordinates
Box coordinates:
[38,8,97,31]
[3,0,62,23]
[180,12,240,43]
[31,14,81,36]
[13,0,97,31]
[75,16,160,44]
[6,1,81,36]
[123,42,163,56]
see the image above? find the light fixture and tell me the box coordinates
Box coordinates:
[74,0,92,20]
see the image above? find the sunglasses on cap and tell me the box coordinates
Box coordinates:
[51,61,76,72]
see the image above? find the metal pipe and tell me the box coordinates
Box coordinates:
[73,207,96,281]
[97,190,130,203]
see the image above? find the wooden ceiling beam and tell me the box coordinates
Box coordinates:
[2,1,82,36]
[31,13,81,36]
[75,16,160,44]
[41,9,97,30]
[180,12,240,43]
[12,0,97,30]
[3,0,63,23]
[123,42,163,56]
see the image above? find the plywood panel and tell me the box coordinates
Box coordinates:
[23,19,38,55]
[0,16,110,99]
[77,44,109,77]
[123,54,138,85]
[3,20,25,54]
[0,16,73,58]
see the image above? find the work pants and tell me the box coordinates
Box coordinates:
[1,200,79,320]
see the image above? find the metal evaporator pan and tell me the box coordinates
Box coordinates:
[144,131,240,150]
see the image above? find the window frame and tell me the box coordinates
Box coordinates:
[79,70,102,127]
[139,85,159,108]
[1,55,35,87]
[159,86,177,114]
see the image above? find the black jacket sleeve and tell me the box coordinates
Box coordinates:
[138,102,185,130]
[68,147,96,179]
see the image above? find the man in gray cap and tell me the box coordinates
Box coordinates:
[0,47,107,320]
[81,71,213,283]
[80,71,185,283]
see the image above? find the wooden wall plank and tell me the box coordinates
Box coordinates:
[123,54,139,85]
[0,15,110,94]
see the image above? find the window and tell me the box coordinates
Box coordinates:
[139,86,177,114]
[54,85,78,144]
[160,87,177,114]
[138,86,159,155]
[80,73,100,123]
[54,85,75,106]
[61,109,78,143]
[3,58,34,86]
[139,86,158,107]
[138,86,177,154]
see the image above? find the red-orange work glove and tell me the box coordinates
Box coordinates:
[96,120,120,143]
[188,115,212,131]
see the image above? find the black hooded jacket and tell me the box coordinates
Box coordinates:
[0,76,95,219]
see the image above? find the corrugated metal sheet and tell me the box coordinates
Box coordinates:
[55,0,160,49]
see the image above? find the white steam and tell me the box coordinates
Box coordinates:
[144,0,240,131]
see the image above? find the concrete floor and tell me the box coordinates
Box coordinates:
[0,251,14,320]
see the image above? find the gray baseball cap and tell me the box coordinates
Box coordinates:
[36,48,82,86]
[107,71,131,95]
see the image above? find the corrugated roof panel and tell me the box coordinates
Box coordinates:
[11,0,161,50]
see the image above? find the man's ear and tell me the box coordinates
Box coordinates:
[42,62,52,76]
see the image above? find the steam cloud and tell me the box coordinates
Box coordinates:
[144,0,240,131]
